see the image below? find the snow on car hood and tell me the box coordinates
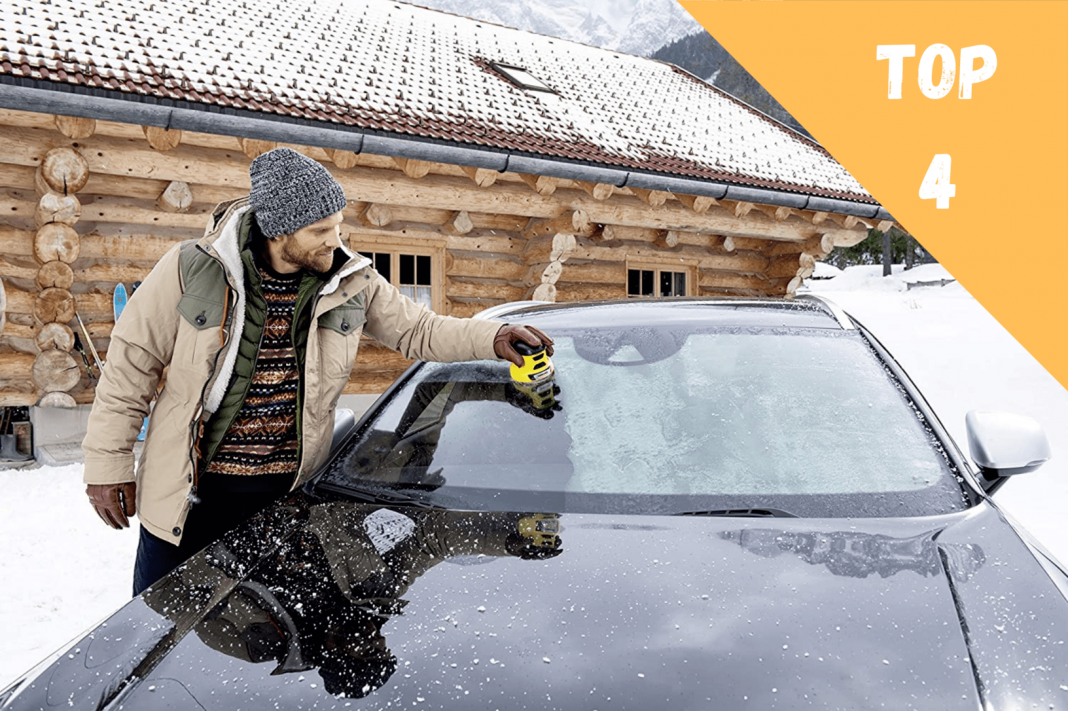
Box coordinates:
[7,500,1066,711]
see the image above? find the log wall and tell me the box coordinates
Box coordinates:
[0,108,875,406]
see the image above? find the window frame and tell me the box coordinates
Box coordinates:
[625,258,697,299]
[348,233,446,314]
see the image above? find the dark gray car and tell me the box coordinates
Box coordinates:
[3,297,1065,710]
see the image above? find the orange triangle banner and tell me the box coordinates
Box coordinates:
[679,1,1068,388]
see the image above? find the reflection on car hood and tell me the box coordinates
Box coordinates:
[7,499,1067,711]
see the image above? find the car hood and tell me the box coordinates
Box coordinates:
[6,499,1067,711]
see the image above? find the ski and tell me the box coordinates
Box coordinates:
[114,282,149,441]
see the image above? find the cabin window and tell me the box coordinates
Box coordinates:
[627,266,690,298]
[489,62,555,93]
[358,247,442,312]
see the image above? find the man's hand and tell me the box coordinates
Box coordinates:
[493,324,554,367]
[87,482,137,529]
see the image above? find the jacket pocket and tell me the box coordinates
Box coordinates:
[176,294,226,367]
[318,304,366,336]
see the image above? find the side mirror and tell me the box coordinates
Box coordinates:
[965,411,1051,493]
[331,407,356,452]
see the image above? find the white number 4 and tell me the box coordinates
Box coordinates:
[919,154,956,209]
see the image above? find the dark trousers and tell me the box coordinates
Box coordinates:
[133,472,292,596]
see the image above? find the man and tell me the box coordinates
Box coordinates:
[82,147,553,595]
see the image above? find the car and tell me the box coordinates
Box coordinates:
[2,296,1066,711]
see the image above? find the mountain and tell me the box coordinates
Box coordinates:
[404,0,699,55]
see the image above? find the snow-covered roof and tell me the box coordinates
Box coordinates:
[0,0,872,203]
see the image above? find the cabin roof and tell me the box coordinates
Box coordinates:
[0,0,874,204]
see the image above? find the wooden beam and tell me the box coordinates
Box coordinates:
[719,199,755,218]
[358,203,394,228]
[628,188,669,207]
[517,173,557,196]
[599,224,623,242]
[34,287,76,324]
[809,211,830,225]
[524,210,594,239]
[575,181,615,200]
[79,231,180,263]
[876,220,895,233]
[41,147,90,195]
[326,149,360,170]
[35,261,75,290]
[654,230,682,249]
[523,233,578,264]
[675,194,716,215]
[1,127,841,243]
[828,227,870,248]
[445,254,526,282]
[463,166,498,188]
[143,125,183,152]
[699,271,776,292]
[157,181,193,213]
[53,114,96,140]
[35,322,75,352]
[394,157,433,180]
[754,204,796,222]
[34,192,81,228]
[78,200,208,229]
[447,279,527,302]
[445,210,474,235]
[723,236,770,252]
[237,138,277,160]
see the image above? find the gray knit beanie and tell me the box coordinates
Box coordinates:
[249,148,347,238]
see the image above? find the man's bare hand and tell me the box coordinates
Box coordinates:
[87,482,137,529]
[493,324,554,367]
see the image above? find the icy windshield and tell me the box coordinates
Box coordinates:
[316,325,967,518]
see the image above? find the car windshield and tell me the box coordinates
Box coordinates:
[315,306,968,518]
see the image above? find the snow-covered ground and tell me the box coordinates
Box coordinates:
[1,263,1066,687]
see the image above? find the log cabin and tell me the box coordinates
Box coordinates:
[0,0,894,411]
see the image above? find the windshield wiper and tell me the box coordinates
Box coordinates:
[674,507,798,518]
[323,483,444,509]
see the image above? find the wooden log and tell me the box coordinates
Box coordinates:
[79,231,180,262]
[38,391,78,408]
[554,283,627,302]
[523,233,577,264]
[786,276,804,296]
[655,230,682,249]
[524,210,593,239]
[32,349,81,392]
[699,271,776,292]
[0,278,5,337]
[157,181,193,213]
[828,227,869,248]
[143,125,183,152]
[0,225,36,258]
[446,211,473,235]
[443,233,525,256]
[1,322,34,340]
[35,261,75,290]
[723,236,771,252]
[754,205,796,222]
[53,114,97,139]
[41,147,90,195]
[575,181,615,200]
[0,257,37,281]
[34,322,75,351]
[238,138,277,160]
[73,263,155,285]
[1,284,110,322]
[555,261,626,285]
[675,194,716,214]
[35,192,81,227]
[359,203,394,228]
[600,224,623,242]
[532,283,557,302]
[876,220,895,233]
[394,158,433,180]
[628,188,669,207]
[767,255,804,279]
[445,254,526,281]
[462,166,498,188]
[718,199,755,218]
[33,165,51,198]
[447,279,527,302]
[34,287,76,324]
[79,200,208,229]
[517,174,557,196]
[809,211,830,225]
[34,223,80,263]
[526,261,564,286]
[326,149,360,170]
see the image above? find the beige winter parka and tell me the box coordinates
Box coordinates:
[82,198,502,544]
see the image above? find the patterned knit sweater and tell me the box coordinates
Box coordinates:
[205,267,302,477]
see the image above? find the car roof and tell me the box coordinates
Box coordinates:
[475,295,855,331]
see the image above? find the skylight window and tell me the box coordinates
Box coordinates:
[490,63,554,93]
